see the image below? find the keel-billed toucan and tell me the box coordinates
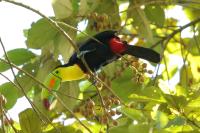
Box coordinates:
[41,30,161,109]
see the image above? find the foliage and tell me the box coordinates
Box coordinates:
[0,0,200,133]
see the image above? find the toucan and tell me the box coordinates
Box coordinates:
[41,30,161,109]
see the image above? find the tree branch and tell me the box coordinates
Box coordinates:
[0,96,5,133]
[0,58,92,133]
[151,17,200,49]
[0,39,62,132]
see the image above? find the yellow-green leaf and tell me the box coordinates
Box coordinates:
[128,1,153,42]
[52,0,73,19]
[0,82,19,109]
[0,48,36,72]
[144,5,165,27]
[120,107,145,121]
[19,108,42,133]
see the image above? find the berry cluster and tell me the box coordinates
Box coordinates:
[74,95,121,127]
[86,12,119,31]
[127,57,154,83]
[98,95,121,126]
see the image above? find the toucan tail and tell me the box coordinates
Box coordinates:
[124,45,161,63]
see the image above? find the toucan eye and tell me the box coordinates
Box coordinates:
[55,70,59,74]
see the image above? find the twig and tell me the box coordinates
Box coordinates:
[192,25,200,55]
[57,21,125,111]
[182,113,200,129]
[1,1,93,132]
[112,0,178,17]
[54,94,92,133]
[161,43,170,82]
[180,34,189,88]
[2,0,80,52]
[94,84,106,112]
[56,21,104,45]
[0,58,92,133]
[151,17,200,49]
[3,0,131,117]
[52,90,84,101]
[2,0,95,77]
[0,54,60,132]
[95,76,128,107]
[0,38,41,118]
[0,96,5,133]
[2,108,18,133]
[150,19,200,87]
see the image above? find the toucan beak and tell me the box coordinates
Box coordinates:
[41,73,61,110]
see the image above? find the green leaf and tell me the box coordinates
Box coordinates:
[6,48,36,64]
[19,108,42,133]
[15,61,39,96]
[54,81,80,111]
[79,80,94,92]
[27,18,58,49]
[44,125,77,133]
[111,68,142,102]
[187,96,200,108]
[52,0,73,19]
[188,36,200,56]
[144,5,165,27]
[129,93,165,103]
[129,86,165,103]
[128,1,153,42]
[166,41,181,54]
[79,0,90,16]
[175,85,188,97]
[102,62,118,78]
[78,0,99,16]
[120,107,145,121]
[179,66,193,89]
[188,55,200,82]
[0,48,36,72]
[36,59,60,82]
[72,0,79,14]
[163,94,187,109]
[152,111,169,129]
[110,124,130,133]
[0,61,10,72]
[0,82,19,109]
[53,32,74,62]
[184,6,200,22]
[128,124,150,133]
[162,64,178,80]
[165,124,194,132]
[166,116,186,127]
[96,0,120,23]
[85,0,120,31]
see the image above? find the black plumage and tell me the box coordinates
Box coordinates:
[59,30,160,72]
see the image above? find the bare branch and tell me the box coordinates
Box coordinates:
[151,17,200,49]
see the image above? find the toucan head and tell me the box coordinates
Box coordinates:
[93,30,118,42]
[41,64,86,110]
[41,70,61,110]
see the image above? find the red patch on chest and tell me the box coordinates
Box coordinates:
[109,38,127,54]
[49,78,55,90]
